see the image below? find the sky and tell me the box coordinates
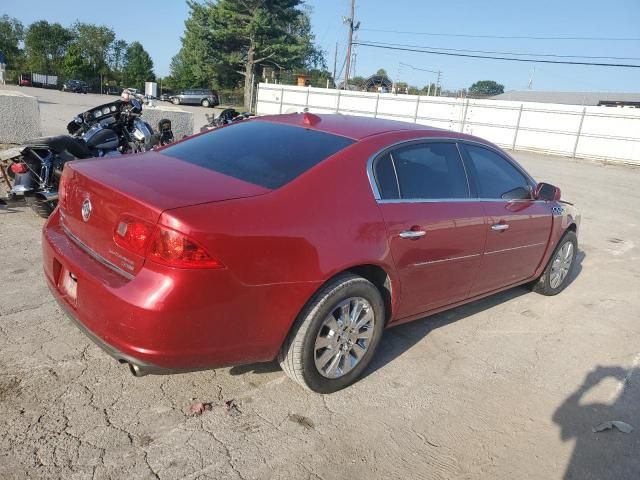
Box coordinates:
[2,0,639,92]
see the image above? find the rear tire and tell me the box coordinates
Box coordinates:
[531,231,578,296]
[278,273,385,393]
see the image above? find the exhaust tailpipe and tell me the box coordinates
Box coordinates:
[128,363,148,377]
[35,191,58,203]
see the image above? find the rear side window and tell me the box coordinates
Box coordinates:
[374,142,469,199]
[160,121,354,189]
[462,144,531,200]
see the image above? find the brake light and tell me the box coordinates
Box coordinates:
[148,225,223,269]
[113,216,155,256]
[58,175,67,208]
[10,163,28,174]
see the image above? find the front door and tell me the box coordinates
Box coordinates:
[459,143,553,295]
[372,141,486,319]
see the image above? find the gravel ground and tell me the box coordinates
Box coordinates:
[0,136,639,478]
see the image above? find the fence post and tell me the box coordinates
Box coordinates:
[460,98,470,132]
[374,93,380,118]
[413,96,421,123]
[305,87,310,110]
[573,108,586,158]
[512,104,524,151]
[335,89,342,113]
[278,86,284,114]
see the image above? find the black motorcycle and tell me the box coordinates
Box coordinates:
[200,108,254,132]
[5,98,174,217]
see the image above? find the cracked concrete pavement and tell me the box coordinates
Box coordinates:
[1,145,639,478]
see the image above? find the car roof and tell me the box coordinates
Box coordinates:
[255,113,450,141]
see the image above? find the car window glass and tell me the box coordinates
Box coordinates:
[391,143,469,199]
[463,145,531,200]
[373,153,400,199]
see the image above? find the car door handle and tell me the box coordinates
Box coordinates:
[399,230,427,239]
[491,223,509,231]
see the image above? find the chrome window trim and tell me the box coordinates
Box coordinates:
[366,136,538,204]
[61,224,135,280]
[377,198,546,204]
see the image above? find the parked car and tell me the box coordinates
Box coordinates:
[42,114,580,393]
[159,91,174,102]
[104,85,120,95]
[170,88,219,107]
[62,80,89,93]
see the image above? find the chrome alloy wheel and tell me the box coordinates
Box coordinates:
[314,297,375,379]
[550,241,574,289]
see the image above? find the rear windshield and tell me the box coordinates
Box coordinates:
[160,120,355,189]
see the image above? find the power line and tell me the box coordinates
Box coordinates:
[353,42,640,68]
[359,28,640,42]
[363,40,640,61]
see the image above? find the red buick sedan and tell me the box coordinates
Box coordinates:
[43,113,580,393]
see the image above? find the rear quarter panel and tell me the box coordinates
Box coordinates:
[159,132,421,353]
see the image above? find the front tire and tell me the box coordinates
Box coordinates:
[531,231,578,296]
[278,273,385,393]
[201,99,211,107]
[172,97,180,105]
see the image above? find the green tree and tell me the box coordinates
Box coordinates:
[469,80,504,97]
[169,1,219,90]
[71,22,116,85]
[0,15,25,68]
[375,68,388,77]
[122,41,155,91]
[24,21,73,74]
[109,39,128,72]
[61,42,92,80]
[173,0,324,110]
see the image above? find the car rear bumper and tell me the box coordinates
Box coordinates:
[42,209,318,374]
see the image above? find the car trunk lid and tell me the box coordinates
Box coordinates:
[59,151,270,276]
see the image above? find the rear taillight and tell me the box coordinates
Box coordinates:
[10,162,28,174]
[114,216,223,269]
[114,216,155,256]
[148,225,223,269]
[58,175,68,208]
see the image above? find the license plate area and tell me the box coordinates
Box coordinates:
[58,266,78,305]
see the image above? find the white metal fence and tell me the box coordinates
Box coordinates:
[256,83,640,165]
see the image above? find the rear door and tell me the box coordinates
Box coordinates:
[372,140,486,319]
[459,143,552,295]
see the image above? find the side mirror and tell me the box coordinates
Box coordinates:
[535,182,561,201]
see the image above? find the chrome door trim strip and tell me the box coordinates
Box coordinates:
[485,242,546,255]
[412,252,481,267]
[61,224,135,280]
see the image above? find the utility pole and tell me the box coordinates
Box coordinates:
[342,0,359,89]
[332,42,338,89]
[436,71,442,96]
[528,67,536,90]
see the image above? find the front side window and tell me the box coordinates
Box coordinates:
[462,145,531,200]
[374,142,469,200]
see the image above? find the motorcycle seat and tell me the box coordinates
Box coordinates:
[24,135,94,159]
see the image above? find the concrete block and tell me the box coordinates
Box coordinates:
[0,90,41,143]
[142,105,194,140]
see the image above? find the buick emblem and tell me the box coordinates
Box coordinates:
[81,198,92,222]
